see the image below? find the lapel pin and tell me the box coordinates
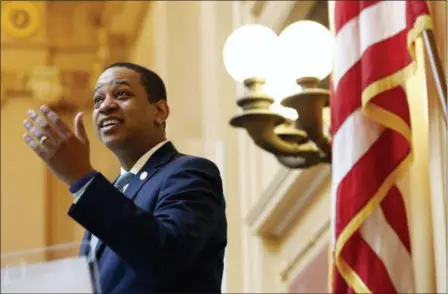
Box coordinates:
[140,171,148,180]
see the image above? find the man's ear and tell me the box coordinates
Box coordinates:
[154,100,169,125]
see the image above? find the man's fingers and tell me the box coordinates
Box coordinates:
[23,118,58,160]
[23,119,40,138]
[40,105,72,139]
[23,133,52,159]
[74,112,89,144]
[23,118,56,149]
[27,110,61,147]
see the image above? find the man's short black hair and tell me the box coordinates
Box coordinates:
[105,62,167,103]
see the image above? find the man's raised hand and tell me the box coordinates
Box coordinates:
[23,105,94,185]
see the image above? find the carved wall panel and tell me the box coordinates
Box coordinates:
[287,244,329,293]
[1,68,92,111]
[1,1,47,43]
[1,1,148,111]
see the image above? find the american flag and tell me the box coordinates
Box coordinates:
[329,1,432,293]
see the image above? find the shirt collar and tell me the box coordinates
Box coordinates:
[120,140,169,175]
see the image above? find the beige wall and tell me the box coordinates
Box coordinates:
[1,100,47,254]
[429,1,447,74]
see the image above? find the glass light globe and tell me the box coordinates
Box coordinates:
[278,20,334,81]
[223,24,279,83]
[264,73,301,103]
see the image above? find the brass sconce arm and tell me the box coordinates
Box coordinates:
[232,109,310,156]
[229,78,332,167]
[281,77,332,161]
[275,143,331,169]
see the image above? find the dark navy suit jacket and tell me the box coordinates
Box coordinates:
[68,142,227,293]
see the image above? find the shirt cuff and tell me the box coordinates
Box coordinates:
[70,170,99,193]
[72,176,95,204]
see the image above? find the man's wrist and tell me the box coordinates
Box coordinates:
[69,170,99,193]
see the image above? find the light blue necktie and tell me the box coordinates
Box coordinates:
[114,172,135,192]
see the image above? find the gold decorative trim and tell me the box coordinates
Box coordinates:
[1,1,41,39]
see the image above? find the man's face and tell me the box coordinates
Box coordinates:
[92,67,158,149]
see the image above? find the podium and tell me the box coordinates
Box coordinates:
[1,242,102,293]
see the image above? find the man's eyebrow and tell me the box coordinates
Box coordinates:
[94,80,132,93]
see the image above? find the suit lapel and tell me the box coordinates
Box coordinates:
[124,142,178,201]
[94,142,178,261]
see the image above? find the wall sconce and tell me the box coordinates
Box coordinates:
[223,21,334,169]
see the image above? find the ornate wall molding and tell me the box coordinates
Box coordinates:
[1,69,92,111]
[257,1,296,32]
[246,164,331,239]
[1,1,42,40]
[104,1,148,43]
[245,1,265,18]
[279,220,330,282]
[258,1,317,32]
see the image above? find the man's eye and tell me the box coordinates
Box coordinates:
[117,91,129,97]
[94,97,102,104]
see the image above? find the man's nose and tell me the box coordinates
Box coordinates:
[98,95,118,114]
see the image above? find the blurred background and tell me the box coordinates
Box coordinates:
[1,1,446,293]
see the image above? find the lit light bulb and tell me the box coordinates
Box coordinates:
[270,103,298,121]
[223,24,279,83]
[264,74,301,103]
[278,20,334,81]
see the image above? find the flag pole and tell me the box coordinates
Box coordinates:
[422,29,447,123]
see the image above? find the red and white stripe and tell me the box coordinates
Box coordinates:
[330,1,431,293]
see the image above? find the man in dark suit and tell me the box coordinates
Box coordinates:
[22,62,227,293]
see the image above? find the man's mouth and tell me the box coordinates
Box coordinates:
[100,118,124,129]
